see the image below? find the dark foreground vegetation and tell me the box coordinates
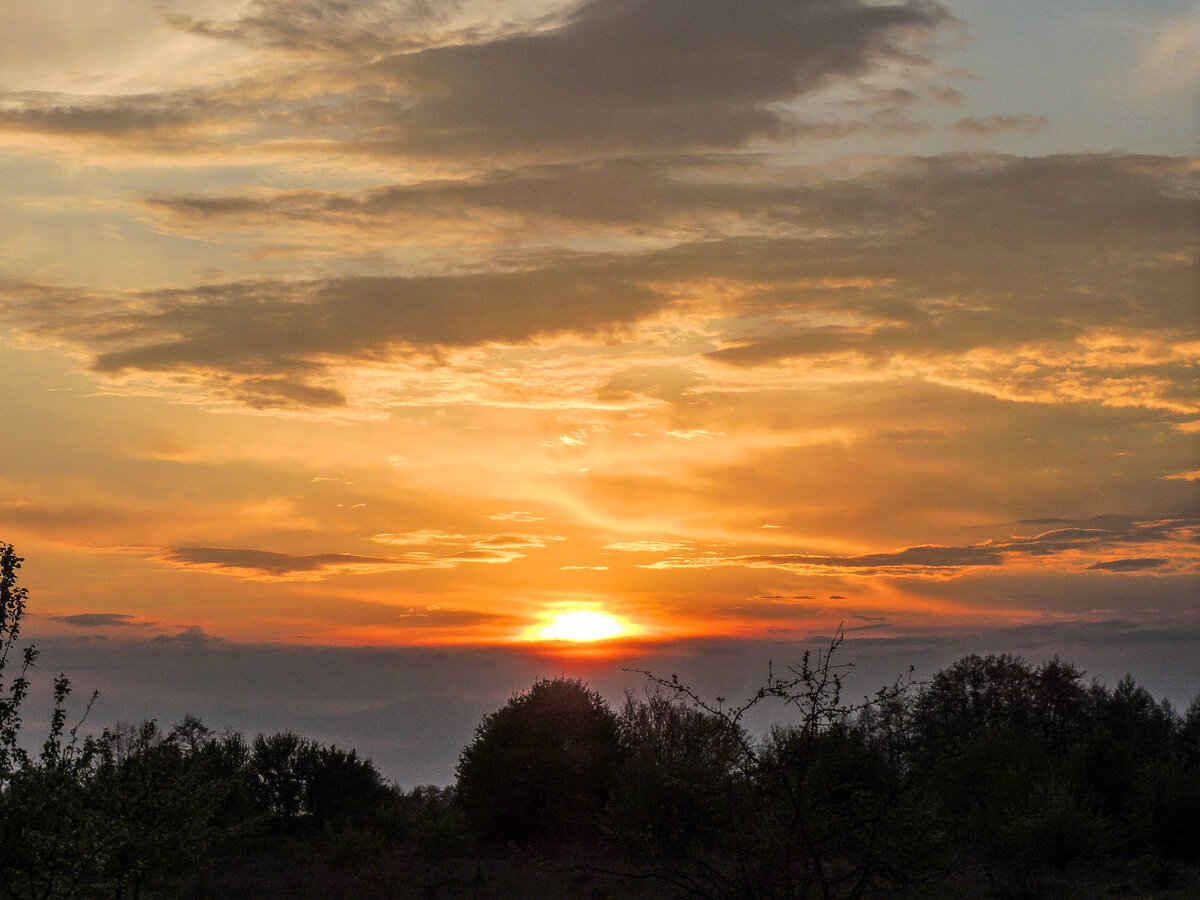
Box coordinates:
[2,544,1198,899]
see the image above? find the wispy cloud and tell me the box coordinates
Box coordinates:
[1089,558,1168,573]
[159,529,567,580]
[486,511,546,523]
[604,541,693,553]
[53,612,142,628]
[638,517,1199,578]
[159,547,426,580]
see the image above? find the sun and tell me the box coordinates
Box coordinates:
[537,610,625,642]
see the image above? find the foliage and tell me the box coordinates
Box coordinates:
[912,653,1087,754]
[88,721,231,898]
[609,690,746,856]
[245,729,393,833]
[455,677,620,844]
[622,628,938,899]
[0,543,34,781]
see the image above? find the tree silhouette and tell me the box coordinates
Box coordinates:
[627,628,935,899]
[610,689,745,855]
[455,677,620,844]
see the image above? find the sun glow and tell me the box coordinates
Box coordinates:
[537,610,626,642]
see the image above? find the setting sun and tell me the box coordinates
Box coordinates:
[537,610,625,642]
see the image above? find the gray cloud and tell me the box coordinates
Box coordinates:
[379,0,951,155]
[2,0,951,158]
[161,547,409,577]
[152,625,223,645]
[141,153,1197,421]
[229,378,348,410]
[640,544,1003,576]
[0,90,216,139]
[90,266,666,370]
[0,261,674,404]
[1089,558,1168,572]
[639,516,1198,578]
[3,155,1194,410]
[54,613,140,628]
[160,530,561,579]
[167,0,451,56]
[690,154,1196,366]
[144,156,749,233]
[1002,516,1196,552]
[146,153,1195,264]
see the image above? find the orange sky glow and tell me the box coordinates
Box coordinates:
[0,0,1195,783]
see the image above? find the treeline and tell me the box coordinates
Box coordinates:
[450,655,1200,899]
[3,543,1199,899]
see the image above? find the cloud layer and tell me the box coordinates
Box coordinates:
[0,0,953,160]
[4,154,1193,417]
[639,517,1199,578]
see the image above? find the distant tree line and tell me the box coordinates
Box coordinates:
[453,647,1200,899]
[2,542,1198,899]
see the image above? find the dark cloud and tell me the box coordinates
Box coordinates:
[152,625,223,645]
[230,378,347,410]
[1089,558,1169,572]
[690,154,1197,367]
[146,154,1196,286]
[54,613,140,628]
[639,516,1198,577]
[167,0,451,56]
[145,156,747,232]
[0,262,674,405]
[162,547,405,577]
[845,620,893,632]
[160,532,560,579]
[91,266,665,371]
[641,544,1003,576]
[3,156,1194,412]
[1001,516,1196,553]
[3,0,951,158]
[380,0,951,154]
[0,90,213,139]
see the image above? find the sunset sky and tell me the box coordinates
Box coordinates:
[1,0,1196,783]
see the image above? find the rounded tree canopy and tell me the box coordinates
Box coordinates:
[455,677,620,843]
